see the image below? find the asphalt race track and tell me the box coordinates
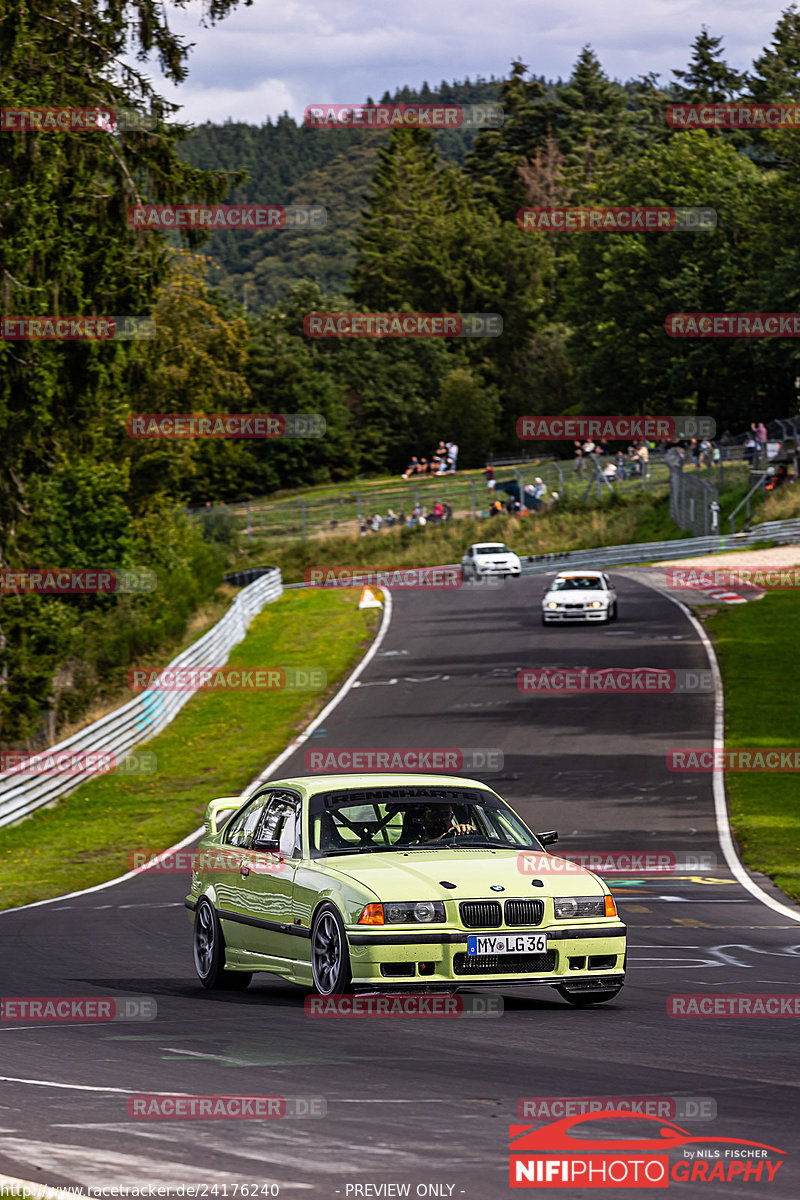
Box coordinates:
[1,574,799,1197]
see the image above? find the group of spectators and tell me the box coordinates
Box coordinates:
[401,440,459,480]
[359,501,453,534]
[484,465,555,516]
[572,438,652,479]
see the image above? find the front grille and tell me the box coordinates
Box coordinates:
[459,901,502,928]
[453,951,556,975]
[504,899,544,927]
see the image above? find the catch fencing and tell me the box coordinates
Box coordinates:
[0,568,283,830]
[188,459,676,547]
[669,466,720,536]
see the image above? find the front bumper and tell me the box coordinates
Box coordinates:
[346,923,626,987]
[542,608,608,622]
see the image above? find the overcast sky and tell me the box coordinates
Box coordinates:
[148,0,792,126]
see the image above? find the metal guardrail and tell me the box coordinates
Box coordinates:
[0,568,283,830]
[517,519,800,576]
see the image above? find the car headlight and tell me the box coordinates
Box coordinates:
[546,601,559,609]
[358,901,446,925]
[589,600,606,609]
[553,895,607,919]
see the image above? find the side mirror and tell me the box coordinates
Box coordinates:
[252,837,280,852]
[204,797,242,836]
[537,830,558,847]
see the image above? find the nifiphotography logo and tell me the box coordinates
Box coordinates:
[509,1111,785,1187]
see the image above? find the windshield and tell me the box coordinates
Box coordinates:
[475,544,510,555]
[551,576,605,591]
[308,790,541,856]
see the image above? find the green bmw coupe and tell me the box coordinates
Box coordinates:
[186,774,627,1005]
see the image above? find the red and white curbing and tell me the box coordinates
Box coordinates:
[672,579,748,605]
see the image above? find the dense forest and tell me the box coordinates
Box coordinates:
[2,0,800,743]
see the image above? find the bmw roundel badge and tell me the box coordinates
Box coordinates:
[490,884,505,892]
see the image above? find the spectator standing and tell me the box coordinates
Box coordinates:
[484,464,496,490]
[573,444,585,475]
[446,441,459,472]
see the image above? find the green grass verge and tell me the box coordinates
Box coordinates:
[0,590,378,911]
[706,590,800,904]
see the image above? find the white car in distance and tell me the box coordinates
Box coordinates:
[541,570,618,624]
[462,542,521,580]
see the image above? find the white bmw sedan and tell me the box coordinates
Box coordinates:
[541,570,618,624]
[462,542,521,580]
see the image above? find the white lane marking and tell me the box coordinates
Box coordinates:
[0,1076,194,1095]
[0,591,393,916]
[629,575,800,924]
[249,588,392,783]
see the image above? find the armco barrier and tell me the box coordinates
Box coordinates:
[518,519,800,575]
[0,568,283,829]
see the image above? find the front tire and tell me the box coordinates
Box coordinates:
[557,984,622,1007]
[311,904,352,995]
[193,898,252,990]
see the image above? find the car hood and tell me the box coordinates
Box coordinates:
[319,848,604,901]
[543,587,607,601]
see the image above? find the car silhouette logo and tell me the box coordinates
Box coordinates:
[490,884,505,892]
